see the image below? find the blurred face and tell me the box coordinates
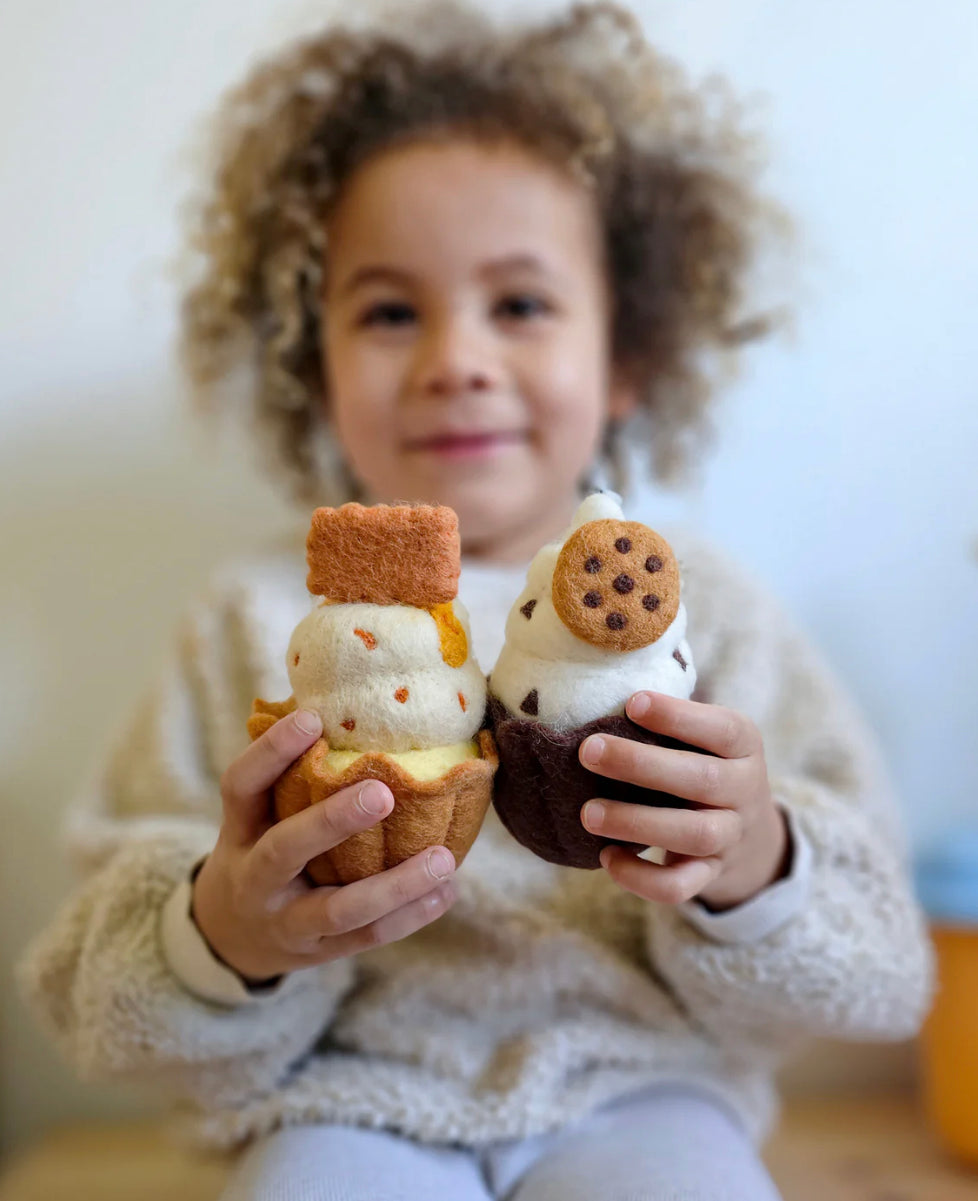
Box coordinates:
[321,137,633,562]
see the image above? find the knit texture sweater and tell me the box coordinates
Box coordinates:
[16,523,934,1153]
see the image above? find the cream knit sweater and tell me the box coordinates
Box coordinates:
[16,523,934,1152]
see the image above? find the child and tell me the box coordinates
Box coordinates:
[17,3,934,1198]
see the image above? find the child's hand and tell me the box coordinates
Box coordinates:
[191,710,458,986]
[578,691,790,911]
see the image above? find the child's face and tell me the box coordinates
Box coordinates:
[321,137,633,562]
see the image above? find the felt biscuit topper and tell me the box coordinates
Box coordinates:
[248,503,497,886]
[488,493,701,869]
[305,503,460,607]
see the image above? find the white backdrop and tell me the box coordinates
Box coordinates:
[1,0,975,1155]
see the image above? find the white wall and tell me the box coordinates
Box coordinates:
[1,0,975,1155]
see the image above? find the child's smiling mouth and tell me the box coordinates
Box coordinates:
[402,430,530,460]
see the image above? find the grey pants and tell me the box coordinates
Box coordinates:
[218,1084,783,1201]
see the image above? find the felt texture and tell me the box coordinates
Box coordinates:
[249,502,495,882]
[489,698,708,870]
[287,599,487,751]
[323,740,480,782]
[246,694,298,740]
[428,601,468,668]
[306,503,460,607]
[489,494,695,731]
[250,699,497,885]
[491,627,695,731]
[552,520,680,652]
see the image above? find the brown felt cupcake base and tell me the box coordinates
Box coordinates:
[489,698,708,869]
[249,698,496,885]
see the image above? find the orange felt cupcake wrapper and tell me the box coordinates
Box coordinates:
[248,697,497,885]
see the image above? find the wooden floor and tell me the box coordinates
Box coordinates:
[1,1095,977,1200]
[764,1096,978,1200]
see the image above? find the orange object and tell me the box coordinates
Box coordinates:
[305,503,460,607]
[921,923,978,1167]
[428,601,468,667]
[248,698,496,885]
[551,519,680,653]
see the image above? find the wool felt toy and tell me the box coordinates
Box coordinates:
[488,492,702,869]
[248,503,497,885]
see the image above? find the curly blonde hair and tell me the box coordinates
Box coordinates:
[178,0,789,507]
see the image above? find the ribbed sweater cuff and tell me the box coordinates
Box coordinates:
[676,806,812,944]
[160,859,295,1007]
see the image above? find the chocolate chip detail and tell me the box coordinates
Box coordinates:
[584,556,602,573]
[642,593,660,611]
[673,648,688,671]
[520,689,539,716]
[606,612,626,631]
[614,536,632,553]
[520,598,537,620]
[583,590,602,608]
[645,555,663,573]
[613,573,634,594]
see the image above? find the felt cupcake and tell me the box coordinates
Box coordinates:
[248,503,497,885]
[488,493,699,869]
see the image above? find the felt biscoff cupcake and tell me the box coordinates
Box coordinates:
[248,503,497,885]
[489,493,700,869]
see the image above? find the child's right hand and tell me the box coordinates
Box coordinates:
[190,709,458,987]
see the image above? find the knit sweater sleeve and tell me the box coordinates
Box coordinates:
[645,539,935,1060]
[15,567,356,1108]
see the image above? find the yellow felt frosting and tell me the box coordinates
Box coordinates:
[428,602,468,668]
[324,740,480,782]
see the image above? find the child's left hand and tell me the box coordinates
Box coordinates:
[578,690,791,911]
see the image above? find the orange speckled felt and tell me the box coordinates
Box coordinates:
[552,520,680,652]
[306,503,460,607]
[249,698,497,885]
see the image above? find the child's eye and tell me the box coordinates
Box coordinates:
[360,301,417,327]
[495,294,551,321]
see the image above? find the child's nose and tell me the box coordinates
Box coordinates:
[413,320,500,398]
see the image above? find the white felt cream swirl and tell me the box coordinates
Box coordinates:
[489,494,695,730]
[287,598,486,752]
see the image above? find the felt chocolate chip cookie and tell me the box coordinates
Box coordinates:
[551,519,680,652]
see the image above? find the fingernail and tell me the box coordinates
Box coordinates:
[628,692,651,719]
[294,709,322,736]
[427,848,454,880]
[583,800,605,831]
[580,735,605,766]
[357,782,391,816]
